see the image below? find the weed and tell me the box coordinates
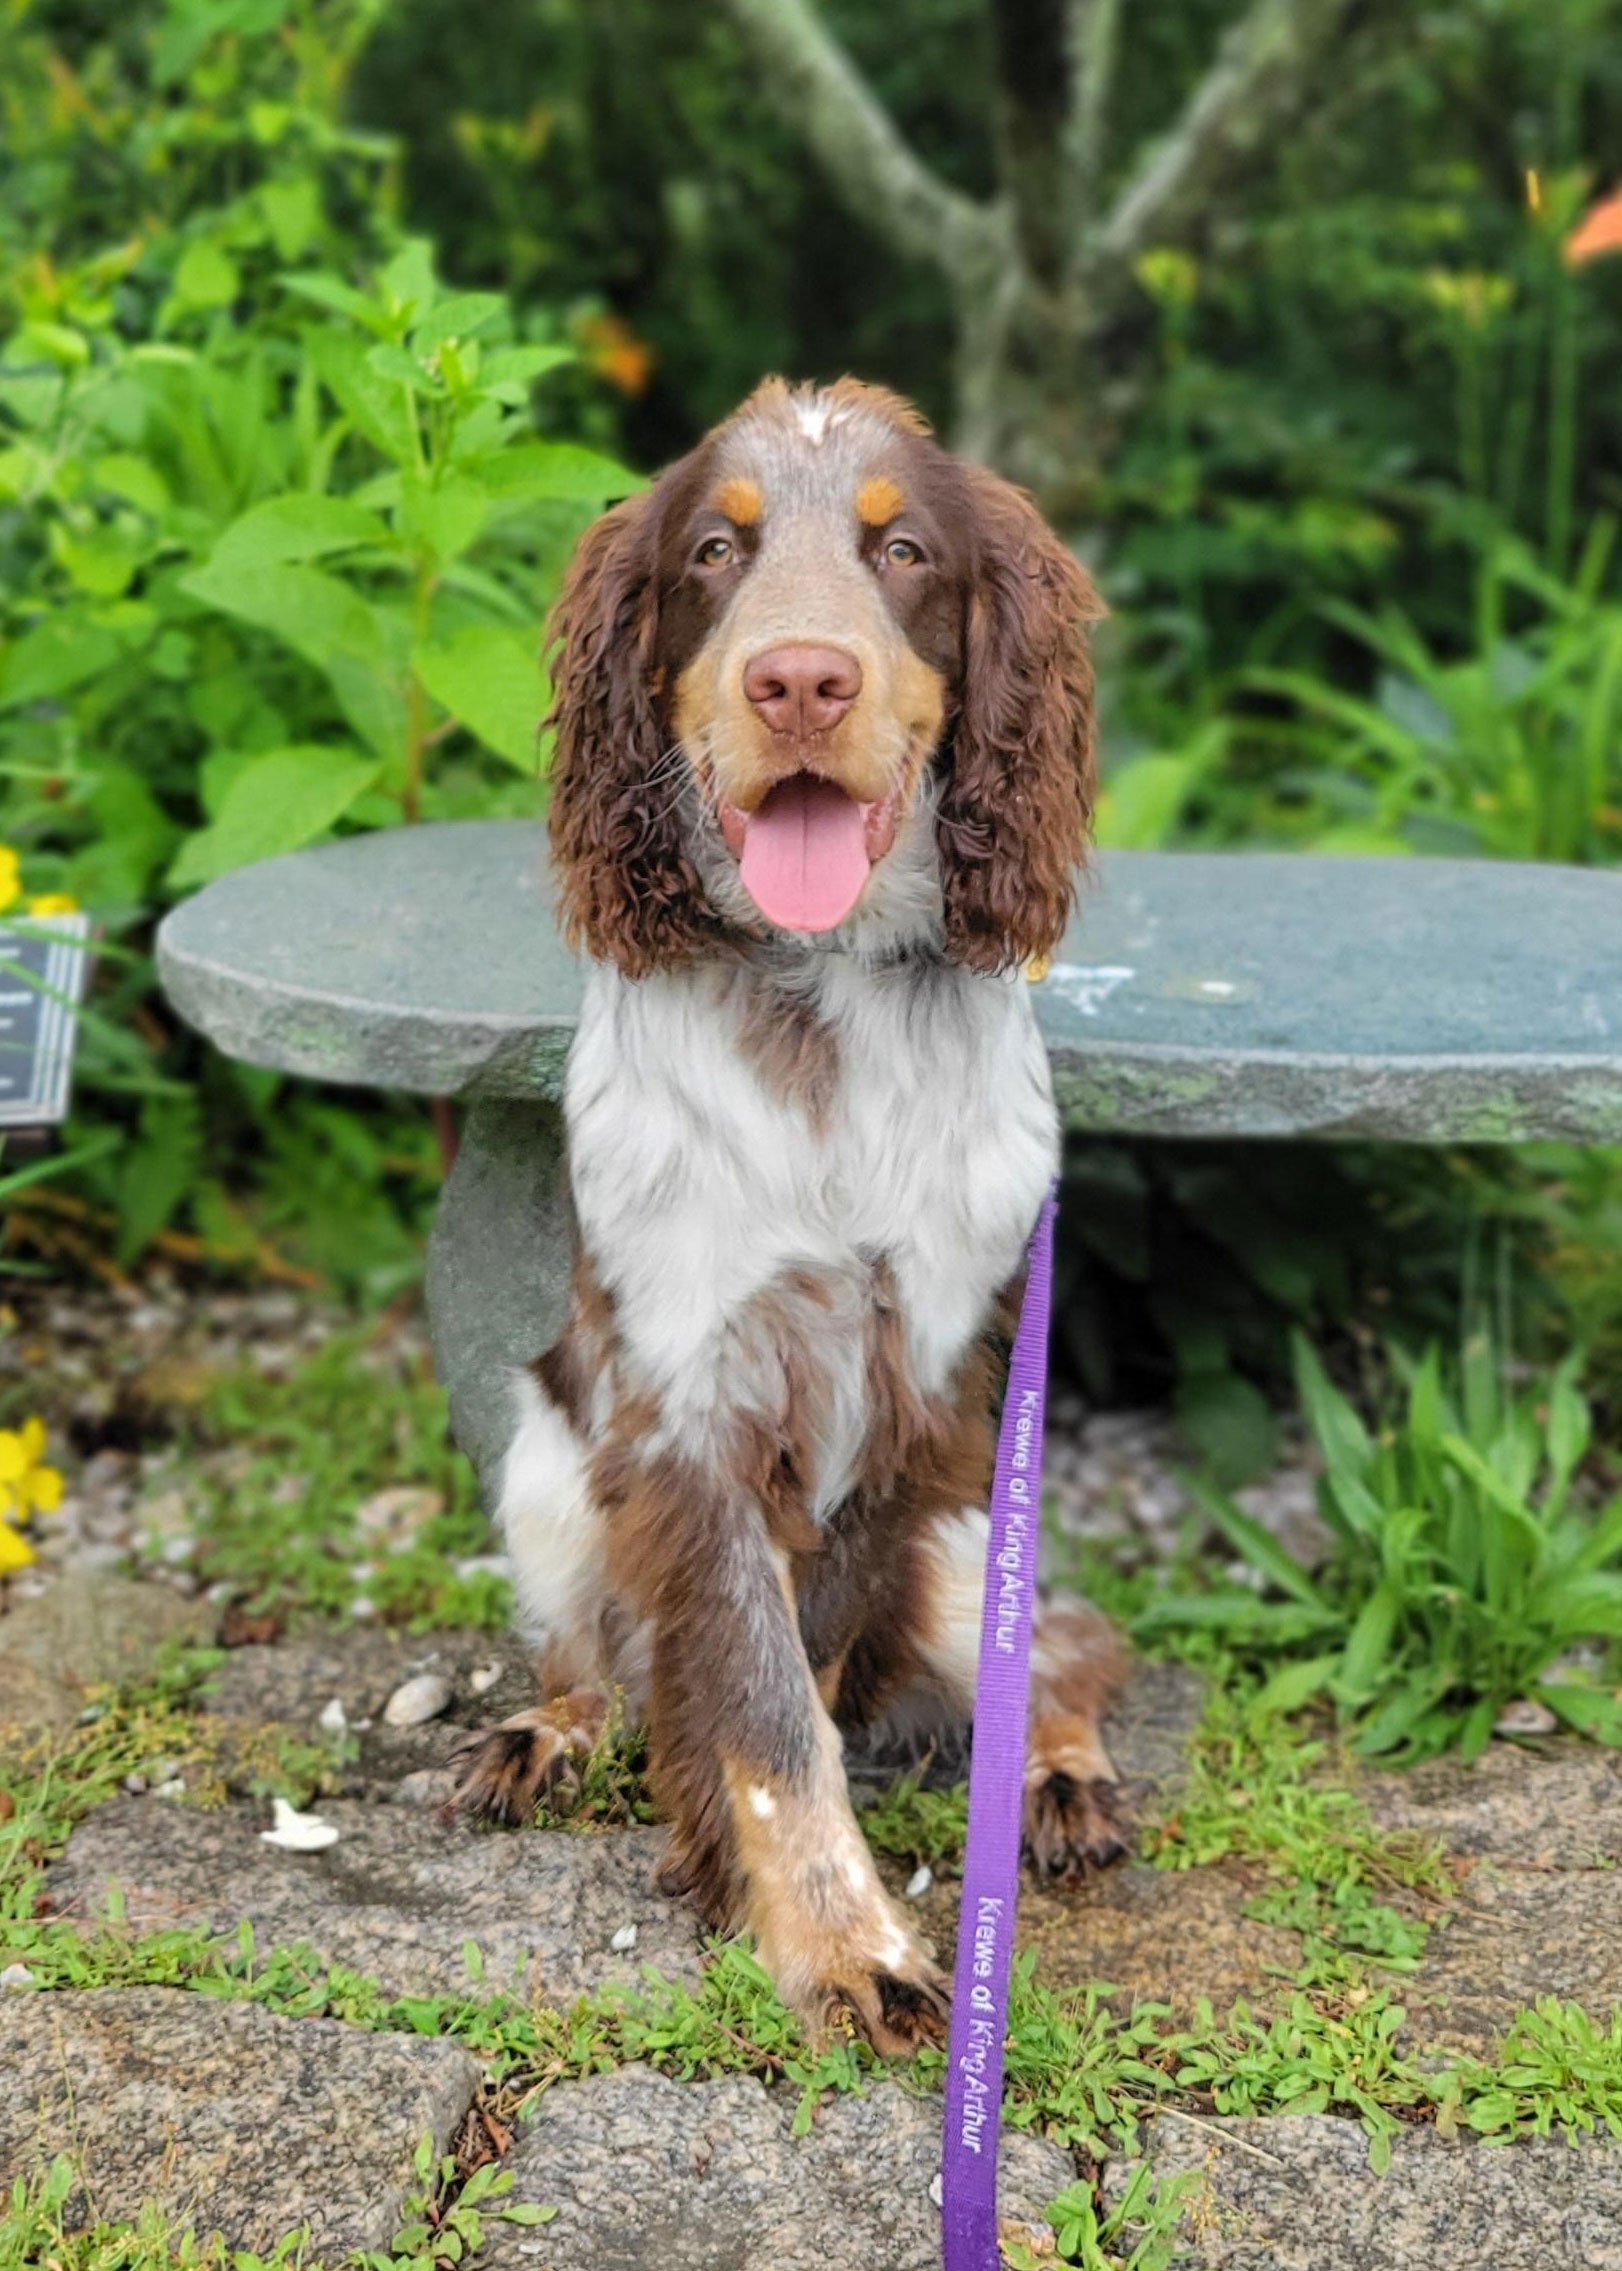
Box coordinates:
[178,1335,510,1631]
[1140,1329,1622,1759]
[856,1771,969,1874]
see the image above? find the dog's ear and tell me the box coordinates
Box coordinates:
[937,466,1104,973]
[546,485,719,975]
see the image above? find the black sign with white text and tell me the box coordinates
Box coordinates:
[0,914,90,1127]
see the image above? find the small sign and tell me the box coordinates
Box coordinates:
[0,913,91,1127]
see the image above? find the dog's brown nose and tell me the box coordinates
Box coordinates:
[743,644,862,737]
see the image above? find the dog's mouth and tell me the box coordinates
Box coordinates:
[720,775,902,933]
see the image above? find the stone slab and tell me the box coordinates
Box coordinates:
[482,2063,1074,2271]
[0,1575,215,1733]
[1409,1864,1622,2059]
[1365,1739,1622,1867]
[50,1795,702,2002]
[157,822,1622,1140]
[0,1986,477,2251]
[1103,2112,1622,2269]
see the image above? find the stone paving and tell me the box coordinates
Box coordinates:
[3,1282,1621,2269]
[4,1579,1621,2266]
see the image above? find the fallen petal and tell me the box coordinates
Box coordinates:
[260,1796,341,1852]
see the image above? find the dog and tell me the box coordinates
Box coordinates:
[448,377,1127,2053]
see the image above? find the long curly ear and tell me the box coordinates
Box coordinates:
[937,467,1104,973]
[546,489,721,975]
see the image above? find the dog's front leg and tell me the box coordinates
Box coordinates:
[607,1462,948,2054]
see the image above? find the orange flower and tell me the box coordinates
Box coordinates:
[581,313,654,397]
[1567,185,1622,266]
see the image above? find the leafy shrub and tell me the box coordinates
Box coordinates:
[0,0,634,1288]
[1143,1327,1622,1758]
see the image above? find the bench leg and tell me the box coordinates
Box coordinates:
[426,1097,571,1506]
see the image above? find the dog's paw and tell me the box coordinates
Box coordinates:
[813,1945,951,2057]
[1022,1764,1129,1883]
[443,1694,606,1828]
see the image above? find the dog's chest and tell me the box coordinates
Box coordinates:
[567,960,1058,1492]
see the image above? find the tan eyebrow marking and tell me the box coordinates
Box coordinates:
[856,475,905,526]
[713,476,763,525]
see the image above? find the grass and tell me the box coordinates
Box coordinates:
[5,1660,1622,2268]
[0,2139,553,2271]
[171,1336,512,1633]
[11,1319,1622,2265]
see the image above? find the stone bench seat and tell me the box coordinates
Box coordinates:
[156,819,1622,1484]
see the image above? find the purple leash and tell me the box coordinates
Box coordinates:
[941,1181,1058,2271]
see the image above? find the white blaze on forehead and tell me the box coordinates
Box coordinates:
[795,395,842,446]
[748,1783,777,1819]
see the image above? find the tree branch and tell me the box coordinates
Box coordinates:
[1094,0,1363,271]
[1063,0,1120,218]
[989,0,1073,286]
[718,0,1003,278]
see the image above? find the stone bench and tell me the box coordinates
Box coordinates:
[157,819,1622,1489]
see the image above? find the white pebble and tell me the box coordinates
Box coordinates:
[905,1865,934,1900]
[382,1671,453,1728]
[1,1963,35,1989]
[350,1595,377,1621]
[260,1797,341,1852]
[610,1924,639,1954]
[1495,1697,1558,1737]
[468,1663,502,1696]
[928,2172,944,2209]
[122,1772,148,1795]
[153,1777,185,1799]
[318,1697,348,1735]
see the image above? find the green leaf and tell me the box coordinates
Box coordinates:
[398,472,486,566]
[0,618,130,708]
[498,2206,558,2227]
[479,344,575,393]
[1177,1368,1278,1487]
[416,625,546,767]
[307,329,417,463]
[1336,1580,1401,1704]
[1254,1654,1341,1715]
[170,239,240,313]
[168,744,381,888]
[181,556,408,759]
[410,292,508,351]
[281,272,394,336]
[477,440,643,504]
[1539,1684,1622,1744]
[208,494,391,574]
[1293,1332,1374,1490]
[1184,1474,1330,1610]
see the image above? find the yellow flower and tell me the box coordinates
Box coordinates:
[0,1416,64,1537]
[0,1518,35,1572]
[25,893,78,917]
[0,846,18,914]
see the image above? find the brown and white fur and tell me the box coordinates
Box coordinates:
[448,377,1127,2054]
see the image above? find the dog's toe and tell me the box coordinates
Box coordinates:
[443,1708,575,1828]
[1023,1767,1129,1884]
[816,1949,951,2057]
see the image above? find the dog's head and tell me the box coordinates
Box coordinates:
[546,376,1103,975]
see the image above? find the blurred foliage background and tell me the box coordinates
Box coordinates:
[5,0,1622,1478]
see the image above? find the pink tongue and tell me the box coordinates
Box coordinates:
[738,776,871,931]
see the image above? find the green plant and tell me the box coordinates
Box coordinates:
[1247,523,1622,862]
[176,1330,509,1628]
[1142,1328,1622,1758]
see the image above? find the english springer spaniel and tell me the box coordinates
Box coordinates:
[449,378,1126,2052]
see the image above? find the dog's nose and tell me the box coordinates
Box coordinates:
[743,644,862,736]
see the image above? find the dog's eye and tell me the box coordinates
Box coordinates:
[883,536,925,568]
[695,536,734,568]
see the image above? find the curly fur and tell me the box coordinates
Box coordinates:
[938,464,1105,972]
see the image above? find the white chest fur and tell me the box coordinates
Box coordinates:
[565,954,1058,1511]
